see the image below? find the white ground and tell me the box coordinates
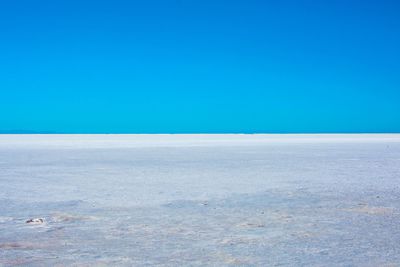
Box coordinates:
[1,134,400,266]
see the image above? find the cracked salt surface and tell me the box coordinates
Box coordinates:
[1,134,400,266]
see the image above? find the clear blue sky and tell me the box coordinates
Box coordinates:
[1,0,399,133]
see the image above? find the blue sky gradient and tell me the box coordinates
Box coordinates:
[1,0,399,133]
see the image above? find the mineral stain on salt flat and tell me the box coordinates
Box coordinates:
[344,204,394,215]
[1,134,400,266]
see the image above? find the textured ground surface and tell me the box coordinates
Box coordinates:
[0,134,400,266]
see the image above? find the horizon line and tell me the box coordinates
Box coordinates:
[1,132,400,135]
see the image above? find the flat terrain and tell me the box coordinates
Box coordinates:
[1,134,400,266]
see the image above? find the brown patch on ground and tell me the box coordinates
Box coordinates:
[291,231,315,239]
[51,212,98,222]
[0,258,44,266]
[344,204,394,215]
[220,236,261,246]
[0,241,49,250]
[236,221,265,228]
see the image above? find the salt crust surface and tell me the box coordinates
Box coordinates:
[1,134,400,266]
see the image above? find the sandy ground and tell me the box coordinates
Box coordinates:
[0,134,400,266]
